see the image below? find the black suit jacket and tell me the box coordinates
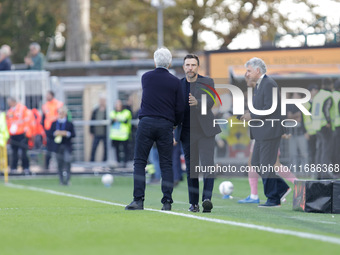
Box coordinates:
[176,75,221,140]
[47,120,76,152]
[249,74,284,140]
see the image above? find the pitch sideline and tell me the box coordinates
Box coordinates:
[6,183,340,246]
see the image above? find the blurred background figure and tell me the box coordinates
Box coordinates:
[110,99,132,168]
[311,77,334,179]
[24,42,44,70]
[303,84,319,166]
[47,106,75,186]
[147,144,161,185]
[172,139,183,187]
[0,44,12,71]
[6,97,30,175]
[42,91,64,170]
[332,79,340,166]
[287,92,308,171]
[90,95,107,162]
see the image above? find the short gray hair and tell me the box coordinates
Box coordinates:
[30,42,41,51]
[154,47,172,68]
[0,45,11,56]
[245,57,267,74]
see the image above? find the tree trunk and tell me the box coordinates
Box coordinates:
[66,0,91,62]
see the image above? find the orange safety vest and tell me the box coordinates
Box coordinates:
[6,103,29,136]
[42,98,63,130]
[26,109,47,149]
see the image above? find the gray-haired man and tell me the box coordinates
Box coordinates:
[241,57,290,207]
[125,48,185,211]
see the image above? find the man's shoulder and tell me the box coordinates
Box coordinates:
[197,75,214,86]
[262,74,277,86]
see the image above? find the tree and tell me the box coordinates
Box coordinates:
[90,0,337,54]
[0,0,59,63]
[66,0,91,62]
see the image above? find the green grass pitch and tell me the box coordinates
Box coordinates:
[1,176,340,255]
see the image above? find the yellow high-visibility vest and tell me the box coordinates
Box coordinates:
[332,91,340,128]
[311,89,335,132]
[110,109,132,141]
[302,101,316,135]
[0,112,9,147]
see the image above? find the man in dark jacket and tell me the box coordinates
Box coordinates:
[176,54,221,213]
[241,57,290,207]
[125,47,185,211]
[90,96,107,162]
[48,106,76,185]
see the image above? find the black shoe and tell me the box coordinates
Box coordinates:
[202,199,213,213]
[161,202,171,211]
[125,200,144,210]
[188,204,200,212]
[258,201,281,208]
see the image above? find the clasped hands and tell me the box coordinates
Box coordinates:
[54,130,68,137]
[240,111,251,121]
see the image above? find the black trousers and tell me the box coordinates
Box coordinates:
[181,127,215,205]
[316,126,334,179]
[308,134,317,165]
[251,138,289,204]
[112,140,128,164]
[10,134,29,170]
[90,135,107,162]
[56,144,72,185]
[45,135,54,170]
[133,117,174,204]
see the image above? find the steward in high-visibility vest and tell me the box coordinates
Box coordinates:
[110,100,132,167]
[42,92,63,131]
[110,108,132,141]
[6,101,30,136]
[311,78,335,178]
[6,97,30,173]
[0,111,9,147]
[42,91,63,170]
[333,89,340,130]
[311,89,335,132]
[302,84,319,166]
[303,101,316,136]
[332,79,340,166]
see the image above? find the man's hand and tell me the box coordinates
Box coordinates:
[282,133,292,140]
[54,130,68,137]
[189,93,198,106]
[240,112,251,121]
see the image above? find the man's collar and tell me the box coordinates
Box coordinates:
[256,74,266,88]
[58,117,67,123]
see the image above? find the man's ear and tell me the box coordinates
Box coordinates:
[168,63,172,69]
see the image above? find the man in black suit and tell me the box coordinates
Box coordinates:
[177,54,221,213]
[48,106,76,186]
[125,48,185,211]
[241,57,290,207]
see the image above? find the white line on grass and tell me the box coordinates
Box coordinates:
[7,183,340,246]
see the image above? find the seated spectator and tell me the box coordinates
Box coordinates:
[0,45,12,71]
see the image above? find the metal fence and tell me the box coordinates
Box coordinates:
[0,71,314,178]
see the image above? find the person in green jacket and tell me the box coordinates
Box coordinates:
[24,42,44,70]
[110,100,132,168]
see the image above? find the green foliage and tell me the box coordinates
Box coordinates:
[0,0,62,63]
[0,0,336,62]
